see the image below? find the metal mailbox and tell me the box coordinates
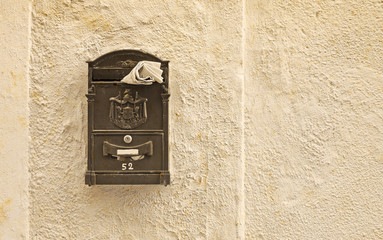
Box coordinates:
[85,50,170,185]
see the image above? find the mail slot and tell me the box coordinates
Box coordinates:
[85,50,170,185]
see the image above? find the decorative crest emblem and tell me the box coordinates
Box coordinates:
[109,89,148,129]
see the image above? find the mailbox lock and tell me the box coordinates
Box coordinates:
[123,135,133,144]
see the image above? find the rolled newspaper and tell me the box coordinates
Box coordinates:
[121,61,163,85]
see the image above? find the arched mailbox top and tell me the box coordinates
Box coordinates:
[87,49,166,68]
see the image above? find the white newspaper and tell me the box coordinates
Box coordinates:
[121,61,163,85]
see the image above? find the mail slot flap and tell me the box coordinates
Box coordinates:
[89,49,162,66]
[93,133,164,171]
[88,50,168,85]
[92,65,168,81]
[92,68,132,80]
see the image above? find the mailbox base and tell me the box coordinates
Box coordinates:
[85,171,170,186]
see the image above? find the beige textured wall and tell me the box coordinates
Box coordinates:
[244,0,383,239]
[1,0,383,239]
[28,0,243,239]
[0,1,30,239]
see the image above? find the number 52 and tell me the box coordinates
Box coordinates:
[122,163,133,170]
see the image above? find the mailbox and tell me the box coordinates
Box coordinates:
[85,50,170,185]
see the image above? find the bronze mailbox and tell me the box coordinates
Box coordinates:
[85,50,170,185]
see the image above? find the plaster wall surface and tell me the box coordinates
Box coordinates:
[0,1,31,239]
[28,1,243,239]
[1,0,383,239]
[244,1,383,239]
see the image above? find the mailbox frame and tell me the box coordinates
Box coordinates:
[85,50,170,186]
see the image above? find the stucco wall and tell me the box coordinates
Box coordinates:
[28,0,243,239]
[244,1,383,239]
[0,1,30,239]
[1,0,383,239]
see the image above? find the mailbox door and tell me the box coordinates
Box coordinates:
[92,132,164,171]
